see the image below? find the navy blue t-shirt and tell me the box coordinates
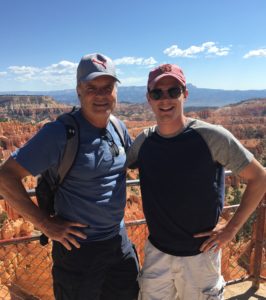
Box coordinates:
[127,118,253,256]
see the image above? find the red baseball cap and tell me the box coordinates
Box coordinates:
[148,64,186,89]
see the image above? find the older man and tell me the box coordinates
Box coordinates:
[0,53,139,300]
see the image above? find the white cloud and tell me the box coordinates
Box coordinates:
[243,48,266,58]
[114,56,157,66]
[6,61,77,88]
[142,57,157,65]
[8,65,40,75]
[164,42,230,58]
[43,60,77,75]
[2,58,153,90]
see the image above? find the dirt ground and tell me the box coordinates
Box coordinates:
[225,280,266,299]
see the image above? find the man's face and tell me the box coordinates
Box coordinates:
[147,76,187,124]
[77,75,117,122]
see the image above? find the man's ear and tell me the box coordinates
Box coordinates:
[184,89,189,100]
[76,85,81,98]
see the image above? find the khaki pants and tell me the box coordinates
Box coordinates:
[138,240,225,300]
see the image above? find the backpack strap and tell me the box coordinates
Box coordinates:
[37,109,79,246]
[110,114,125,148]
[55,112,122,185]
[56,110,80,185]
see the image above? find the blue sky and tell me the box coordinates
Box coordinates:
[1,0,266,91]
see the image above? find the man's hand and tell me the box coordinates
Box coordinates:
[195,159,266,253]
[194,223,236,253]
[41,215,88,250]
[0,158,88,251]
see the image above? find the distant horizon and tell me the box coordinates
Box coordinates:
[2,85,266,108]
[1,83,266,94]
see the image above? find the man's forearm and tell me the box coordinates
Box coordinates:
[0,174,48,230]
[225,170,266,235]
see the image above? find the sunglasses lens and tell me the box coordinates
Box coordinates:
[149,89,162,100]
[168,87,182,99]
[149,87,183,100]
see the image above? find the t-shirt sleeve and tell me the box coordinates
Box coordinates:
[194,122,254,174]
[11,120,67,176]
[119,120,132,151]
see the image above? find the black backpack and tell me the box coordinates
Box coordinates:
[35,108,125,245]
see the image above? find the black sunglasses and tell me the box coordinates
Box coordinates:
[148,87,184,101]
[101,129,119,157]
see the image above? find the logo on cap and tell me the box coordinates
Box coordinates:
[92,58,107,69]
[160,64,172,73]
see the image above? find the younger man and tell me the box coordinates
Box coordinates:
[127,63,266,300]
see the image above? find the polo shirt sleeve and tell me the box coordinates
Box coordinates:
[11,120,67,176]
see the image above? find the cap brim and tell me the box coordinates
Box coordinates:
[79,72,120,83]
[149,74,185,89]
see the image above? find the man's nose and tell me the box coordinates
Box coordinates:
[95,88,109,96]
